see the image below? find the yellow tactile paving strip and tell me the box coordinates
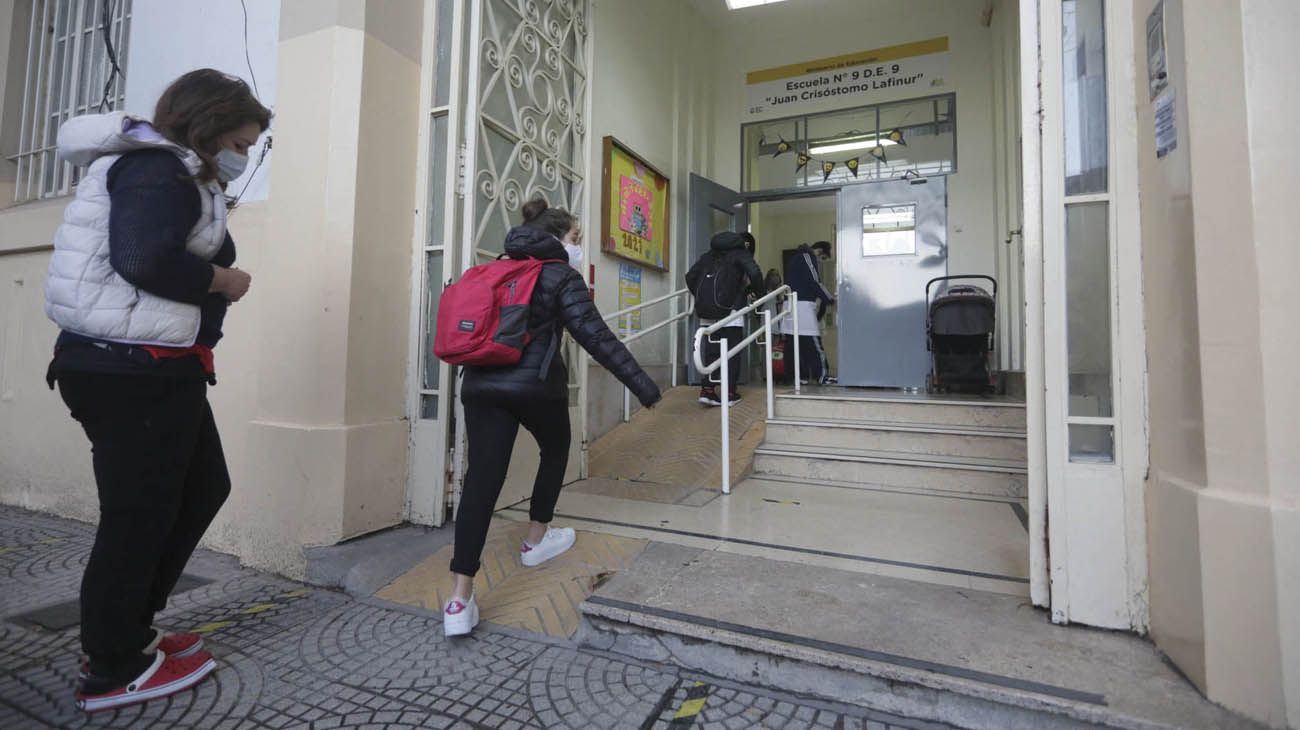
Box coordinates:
[588,386,767,490]
[376,519,647,638]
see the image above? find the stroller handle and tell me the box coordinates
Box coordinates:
[926,275,998,302]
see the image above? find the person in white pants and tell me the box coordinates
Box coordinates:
[779,241,836,385]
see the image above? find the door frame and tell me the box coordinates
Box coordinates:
[1033,0,1149,629]
[404,0,470,527]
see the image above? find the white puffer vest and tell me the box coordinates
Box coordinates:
[44,112,228,347]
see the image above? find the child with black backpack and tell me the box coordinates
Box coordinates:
[686,231,763,406]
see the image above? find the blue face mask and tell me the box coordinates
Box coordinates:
[215,148,249,183]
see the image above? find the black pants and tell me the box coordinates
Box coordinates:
[451,398,570,577]
[701,325,744,393]
[784,334,829,384]
[57,373,230,680]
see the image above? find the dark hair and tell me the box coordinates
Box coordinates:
[810,240,832,256]
[153,69,273,183]
[741,231,756,255]
[521,198,576,239]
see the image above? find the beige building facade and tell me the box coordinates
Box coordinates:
[0,0,1294,726]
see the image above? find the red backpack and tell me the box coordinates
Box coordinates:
[434,258,546,366]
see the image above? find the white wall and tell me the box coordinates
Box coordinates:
[707,0,1003,283]
[0,0,280,523]
[123,0,280,202]
[584,0,717,439]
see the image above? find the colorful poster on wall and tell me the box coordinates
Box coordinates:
[602,137,670,271]
[617,263,643,333]
[744,37,950,118]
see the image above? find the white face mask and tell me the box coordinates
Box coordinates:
[563,242,584,272]
[215,148,249,183]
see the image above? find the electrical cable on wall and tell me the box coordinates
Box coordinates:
[229,0,271,211]
[240,0,261,98]
[97,0,125,112]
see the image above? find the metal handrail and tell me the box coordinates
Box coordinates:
[602,287,690,322]
[589,287,694,423]
[692,285,801,494]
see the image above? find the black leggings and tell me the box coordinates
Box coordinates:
[57,372,230,681]
[784,334,829,383]
[451,397,570,577]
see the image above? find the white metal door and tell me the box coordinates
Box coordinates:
[407,0,469,526]
[454,0,592,512]
[1038,0,1148,630]
[836,178,947,389]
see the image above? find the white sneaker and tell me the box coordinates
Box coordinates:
[520,527,577,567]
[443,595,479,637]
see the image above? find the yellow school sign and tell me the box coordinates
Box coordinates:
[746,37,950,117]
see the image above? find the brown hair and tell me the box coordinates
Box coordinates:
[521,198,576,239]
[153,69,272,182]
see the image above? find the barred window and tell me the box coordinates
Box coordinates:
[10,0,132,203]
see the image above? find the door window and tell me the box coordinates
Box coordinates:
[860,203,917,256]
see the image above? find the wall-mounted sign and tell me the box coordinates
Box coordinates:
[1145,1,1169,101]
[601,137,670,271]
[617,263,643,332]
[745,37,949,118]
[1155,92,1177,158]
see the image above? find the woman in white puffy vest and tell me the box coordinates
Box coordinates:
[43,69,270,713]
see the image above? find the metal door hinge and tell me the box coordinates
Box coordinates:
[455,143,469,198]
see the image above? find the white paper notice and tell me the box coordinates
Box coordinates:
[1155,92,1177,158]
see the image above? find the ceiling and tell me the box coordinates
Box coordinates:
[688,0,909,25]
[688,0,993,27]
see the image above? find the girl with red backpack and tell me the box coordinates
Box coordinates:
[442,200,661,636]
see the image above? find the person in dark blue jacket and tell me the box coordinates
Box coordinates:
[780,241,837,385]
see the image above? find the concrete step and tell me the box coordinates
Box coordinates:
[775,392,1026,429]
[765,418,1028,461]
[753,443,1028,500]
[578,544,1252,730]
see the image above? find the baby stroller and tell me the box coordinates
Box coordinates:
[925,275,996,393]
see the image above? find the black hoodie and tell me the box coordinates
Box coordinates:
[460,225,661,407]
[685,230,765,313]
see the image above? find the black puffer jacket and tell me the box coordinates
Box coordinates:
[460,226,662,407]
[685,230,765,312]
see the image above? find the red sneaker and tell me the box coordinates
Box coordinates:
[76,650,216,713]
[155,632,204,658]
[78,630,205,677]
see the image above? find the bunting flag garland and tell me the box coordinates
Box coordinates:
[782,127,907,179]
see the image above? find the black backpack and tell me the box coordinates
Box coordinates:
[688,251,743,320]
